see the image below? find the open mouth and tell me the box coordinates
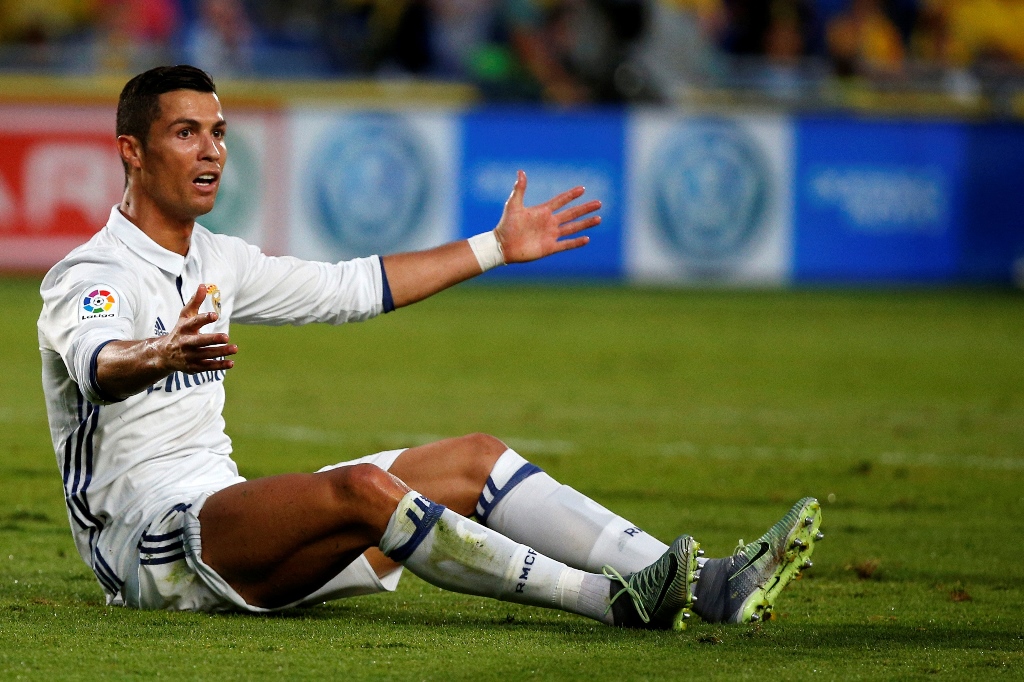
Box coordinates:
[193,173,219,187]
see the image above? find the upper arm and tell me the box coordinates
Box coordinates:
[227,239,386,326]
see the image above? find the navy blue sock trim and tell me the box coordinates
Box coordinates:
[476,463,542,525]
[89,340,125,404]
[380,259,395,313]
[386,498,445,563]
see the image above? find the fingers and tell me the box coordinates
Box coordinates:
[559,215,601,236]
[555,199,601,224]
[185,357,235,373]
[183,284,207,318]
[546,186,585,212]
[186,341,238,359]
[178,284,217,333]
[179,342,237,373]
[556,235,590,252]
[180,311,220,333]
[506,170,527,209]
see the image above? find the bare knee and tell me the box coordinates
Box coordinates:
[452,433,507,481]
[328,463,408,501]
[384,434,511,516]
[322,463,409,531]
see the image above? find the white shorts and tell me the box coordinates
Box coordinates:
[121,449,407,612]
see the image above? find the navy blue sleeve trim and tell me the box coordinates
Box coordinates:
[380,258,395,313]
[89,339,126,404]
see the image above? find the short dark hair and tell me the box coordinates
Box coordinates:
[116,65,217,158]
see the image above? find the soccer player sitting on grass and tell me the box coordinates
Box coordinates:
[38,65,823,627]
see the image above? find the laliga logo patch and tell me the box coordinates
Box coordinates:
[80,285,120,321]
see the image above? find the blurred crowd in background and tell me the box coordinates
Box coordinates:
[2,0,1024,105]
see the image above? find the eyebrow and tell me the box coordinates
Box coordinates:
[167,118,227,129]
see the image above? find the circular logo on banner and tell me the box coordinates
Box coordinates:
[201,133,260,239]
[650,120,771,262]
[310,116,431,257]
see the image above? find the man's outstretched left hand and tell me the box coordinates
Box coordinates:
[494,170,602,263]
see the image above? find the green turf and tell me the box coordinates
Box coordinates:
[1,276,1022,680]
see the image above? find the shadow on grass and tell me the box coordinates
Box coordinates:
[205,604,1024,652]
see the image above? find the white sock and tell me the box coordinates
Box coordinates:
[477,449,669,574]
[380,491,613,624]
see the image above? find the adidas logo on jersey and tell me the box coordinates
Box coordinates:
[154,317,168,337]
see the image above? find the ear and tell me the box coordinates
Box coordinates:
[117,135,143,174]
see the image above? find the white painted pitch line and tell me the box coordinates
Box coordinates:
[234,423,576,455]
[658,441,1024,472]
[878,451,1024,472]
[233,423,1022,471]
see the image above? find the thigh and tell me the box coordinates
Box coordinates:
[198,464,408,609]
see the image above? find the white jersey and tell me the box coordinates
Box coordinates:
[38,205,389,601]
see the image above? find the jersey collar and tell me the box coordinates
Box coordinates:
[105,205,188,276]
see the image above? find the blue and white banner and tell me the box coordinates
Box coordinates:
[275,109,1024,285]
[10,99,1020,285]
[460,110,624,279]
[792,119,963,282]
[287,110,459,262]
[625,113,793,285]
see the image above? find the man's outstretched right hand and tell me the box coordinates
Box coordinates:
[95,284,238,401]
[156,284,237,375]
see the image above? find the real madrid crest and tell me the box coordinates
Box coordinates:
[205,283,222,315]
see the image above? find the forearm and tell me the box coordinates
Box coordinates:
[382,239,491,309]
[95,338,171,401]
[379,171,596,309]
[87,285,235,401]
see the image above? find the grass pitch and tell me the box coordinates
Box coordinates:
[1,277,1022,680]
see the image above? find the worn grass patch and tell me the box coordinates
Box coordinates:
[2,278,1023,679]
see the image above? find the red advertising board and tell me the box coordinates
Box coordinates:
[0,105,123,271]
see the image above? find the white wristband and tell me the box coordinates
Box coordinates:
[467,230,506,272]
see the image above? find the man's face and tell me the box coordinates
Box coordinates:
[134,89,227,222]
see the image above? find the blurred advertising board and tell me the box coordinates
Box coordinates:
[287,110,459,262]
[0,104,283,269]
[197,109,285,254]
[792,118,962,283]
[0,105,122,271]
[960,124,1024,283]
[460,109,624,279]
[1,99,1022,285]
[625,113,793,285]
